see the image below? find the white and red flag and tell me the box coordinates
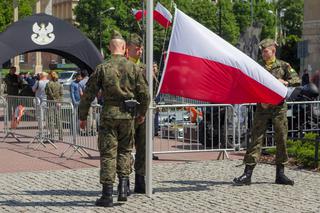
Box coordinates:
[158,9,287,104]
[154,2,172,28]
[132,8,145,21]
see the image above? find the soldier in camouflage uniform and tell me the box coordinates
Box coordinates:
[233,39,300,186]
[45,71,63,140]
[127,33,159,194]
[79,30,149,207]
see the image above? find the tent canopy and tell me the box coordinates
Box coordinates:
[0,13,103,74]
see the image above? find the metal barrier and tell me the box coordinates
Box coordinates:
[65,104,101,158]
[2,95,41,144]
[155,104,236,158]
[0,96,7,135]
[1,94,319,161]
[237,101,320,149]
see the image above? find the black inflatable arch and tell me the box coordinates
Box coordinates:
[0,13,102,74]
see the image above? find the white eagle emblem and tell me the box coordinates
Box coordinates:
[31,22,55,45]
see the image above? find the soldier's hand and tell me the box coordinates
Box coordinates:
[136,115,145,124]
[80,120,87,129]
[278,79,289,86]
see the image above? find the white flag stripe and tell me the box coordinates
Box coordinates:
[155,2,172,23]
[170,9,287,98]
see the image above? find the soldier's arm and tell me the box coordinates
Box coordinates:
[284,63,300,87]
[79,65,102,120]
[135,66,150,116]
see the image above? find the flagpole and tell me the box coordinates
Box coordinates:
[145,0,154,198]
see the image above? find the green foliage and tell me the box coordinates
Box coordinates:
[73,0,303,66]
[276,0,303,37]
[0,0,35,32]
[279,34,301,71]
[266,133,319,168]
[233,0,251,34]
[254,0,276,40]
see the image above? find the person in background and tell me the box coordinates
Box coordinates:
[45,71,63,140]
[4,66,23,96]
[79,69,89,91]
[46,71,63,101]
[70,73,83,107]
[32,72,49,103]
[301,69,310,86]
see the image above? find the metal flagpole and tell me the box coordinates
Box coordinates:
[145,0,154,197]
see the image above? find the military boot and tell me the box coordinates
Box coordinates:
[134,174,146,194]
[118,177,129,201]
[233,165,255,185]
[275,164,294,185]
[95,184,113,207]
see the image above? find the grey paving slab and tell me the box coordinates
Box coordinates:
[0,160,319,213]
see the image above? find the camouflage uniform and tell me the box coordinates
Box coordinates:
[45,81,63,140]
[45,81,63,101]
[244,39,300,166]
[79,54,149,185]
[127,33,155,177]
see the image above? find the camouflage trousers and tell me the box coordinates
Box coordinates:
[47,106,63,140]
[133,121,146,176]
[244,104,289,166]
[98,119,134,184]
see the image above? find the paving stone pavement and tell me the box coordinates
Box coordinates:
[0,160,319,213]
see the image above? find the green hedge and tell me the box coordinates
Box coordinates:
[266,133,319,168]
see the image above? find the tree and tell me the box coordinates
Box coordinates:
[0,0,36,32]
[233,0,251,34]
[75,0,144,56]
[276,0,303,71]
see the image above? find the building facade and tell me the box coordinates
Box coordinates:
[302,0,320,73]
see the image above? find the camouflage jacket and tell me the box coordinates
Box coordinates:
[79,55,150,120]
[261,59,300,87]
[136,62,159,96]
[45,81,63,101]
[4,74,22,95]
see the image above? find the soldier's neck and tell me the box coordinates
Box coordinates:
[128,57,140,64]
[111,53,124,57]
[265,56,276,66]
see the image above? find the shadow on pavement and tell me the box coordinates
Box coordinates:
[0,200,95,207]
[24,190,100,197]
[157,180,272,193]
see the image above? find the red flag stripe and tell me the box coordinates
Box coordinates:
[160,52,283,104]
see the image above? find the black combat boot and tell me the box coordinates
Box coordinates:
[275,164,294,185]
[95,184,113,207]
[134,174,146,194]
[233,165,255,185]
[118,177,129,201]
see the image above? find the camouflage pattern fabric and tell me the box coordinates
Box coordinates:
[99,118,134,184]
[134,120,146,176]
[244,59,300,166]
[45,81,63,101]
[79,55,149,184]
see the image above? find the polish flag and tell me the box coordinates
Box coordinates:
[132,8,145,21]
[158,9,287,105]
[154,2,172,28]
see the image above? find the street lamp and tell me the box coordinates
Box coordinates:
[99,6,115,56]
[268,8,287,42]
